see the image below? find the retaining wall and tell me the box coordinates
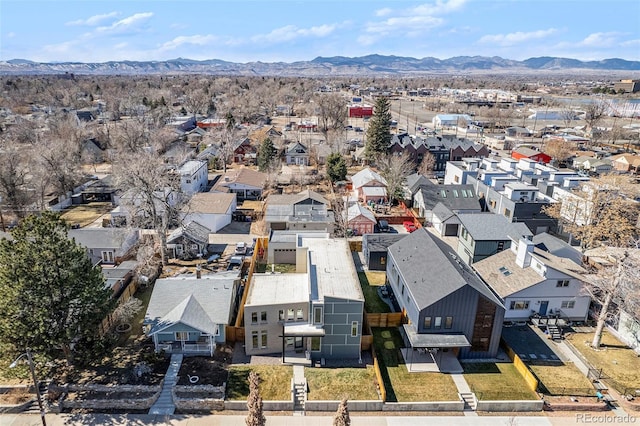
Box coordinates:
[305,400,383,411]
[383,401,465,411]
[224,400,293,411]
[476,399,544,412]
[50,382,163,411]
[173,384,225,412]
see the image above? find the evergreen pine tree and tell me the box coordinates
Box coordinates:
[326,152,347,182]
[364,97,392,160]
[257,138,277,172]
[0,212,114,364]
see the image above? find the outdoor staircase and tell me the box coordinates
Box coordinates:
[292,365,306,416]
[22,382,48,415]
[547,324,562,340]
[460,392,477,411]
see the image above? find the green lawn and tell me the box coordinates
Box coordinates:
[463,362,539,400]
[566,330,640,394]
[305,367,379,400]
[255,263,298,274]
[227,365,293,400]
[373,328,459,402]
[529,362,594,396]
[358,272,391,313]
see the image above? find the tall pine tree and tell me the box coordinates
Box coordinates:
[0,212,113,364]
[364,97,392,161]
[257,137,277,172]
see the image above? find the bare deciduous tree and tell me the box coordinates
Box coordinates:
[417,152,436,177]
[377,152,415,203]
[543,139,575,165]
[0,141,35,218]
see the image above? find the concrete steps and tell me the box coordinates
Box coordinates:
[460,392,477,411]
[292,365,306,416]
[547,325,562,340]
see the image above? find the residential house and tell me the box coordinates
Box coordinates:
[350,167,388,203]
[412,180,481,223]
[473,238,590,323]
[362,233,407,271]
[611,153,640,174]
[505,127,533,138]
[432,114,472,129]
[347,203,377,236]
[144,272,240,356]
[456,213,533,265]
[532,232,583,266]
[79,175,118,204]
[285,142,310,166]
[166,221,211,260]
[249,125,283,145]
[386,229,505,364]
[183,192,237,233]
[264,189,333,233]
[581,158,613,175]
[244,236,364,362]
[68,228,139,265]
[232,138,257,165]
[431,203,463,237]
[178,160,208,194]
[511,147,552,164]
[211,167,267,201]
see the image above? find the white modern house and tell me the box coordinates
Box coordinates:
[179,160,209,194]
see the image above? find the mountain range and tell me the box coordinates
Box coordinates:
[1,55,639,76]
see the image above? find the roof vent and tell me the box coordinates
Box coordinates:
[498,266,512,276]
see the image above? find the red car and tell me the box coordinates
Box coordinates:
[403,221,417,233]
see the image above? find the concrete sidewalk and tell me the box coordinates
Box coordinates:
[0,413,568,426]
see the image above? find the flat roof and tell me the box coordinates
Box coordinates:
[246,273,308,306]
[403,324,471,348]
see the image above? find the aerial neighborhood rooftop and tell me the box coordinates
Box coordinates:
[0,73,639,420]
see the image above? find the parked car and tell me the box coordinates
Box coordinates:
[378,220,390,233]
[235,242,247,255]
[403,221,417,233]
[354,127,363,133]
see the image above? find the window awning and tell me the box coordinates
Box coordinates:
[282,323,325,337]
[403,324,471,348]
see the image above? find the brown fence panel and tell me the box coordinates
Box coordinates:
[371,346,386,402]
[366,312,403,328]
[349,240,362,252]
[235,237,268,328]
[226,326,245,343]
[361,334,373,351]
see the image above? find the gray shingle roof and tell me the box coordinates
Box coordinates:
[388,228,502,310]
[144,272,238,336]
[167,221,211,245]
[363,233,407,252]
[417,182,481,212]
[457,213,533,241]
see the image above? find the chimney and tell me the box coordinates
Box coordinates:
[515,238,535,268]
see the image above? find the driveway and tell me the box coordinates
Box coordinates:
[501,325,568,363]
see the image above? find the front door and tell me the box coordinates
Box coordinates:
[295,337,304,349]
[539,301,549,316]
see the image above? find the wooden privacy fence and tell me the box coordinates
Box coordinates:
[234,237,268,328]
[371,344,387,402]
[98,279,139,337]
[502,339,539,393]
[225,326,245,343]
[366,312,403,328]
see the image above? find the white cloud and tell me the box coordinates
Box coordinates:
[159,35,220,51]
[375,8,392,17]
[478,28,557,46]
[410,0,467,16]
[96,12,153,34]
[621,39,640,47]
[251,23,337,44]
[66,12,119,27]
[579,32,622,48]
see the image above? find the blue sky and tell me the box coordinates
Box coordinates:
[1,0,639,63]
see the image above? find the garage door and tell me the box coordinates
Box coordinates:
[274,249,296,264]
[444,224,458,236]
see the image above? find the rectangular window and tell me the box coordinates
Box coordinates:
[434,317,442,329]
[556,280,570,287]
[504,208,512,218]
[252,331,258,349]
[175,331,188,341]
[296,309,304,320]
[279,310,285,321]
[101,251,114,263]
[351,321,358,337]
[489,200,497,209]
[314,307,322,324]
[424,316,432,329]
[509,301,530,310]
[454,175,460,183]
[561,301,575,309]
[311,337,321,351]
[497,241,505,251]
[287,309,295,321]
[251,312,258,324]
[261,331,267,349]
[445,316,453,329]
[261,311,267,322]
[380,256,386,265]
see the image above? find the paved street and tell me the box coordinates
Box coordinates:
[2,413,626,426]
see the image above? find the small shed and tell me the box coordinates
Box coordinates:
[362,234,407,270]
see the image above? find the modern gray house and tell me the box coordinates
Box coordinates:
[264,189,334,233]
[244,236,364,363]
[362,233,407,271]
[412,179,481,223]
[386,228,505,364]
[456,213,533,265]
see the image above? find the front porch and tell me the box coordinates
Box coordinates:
[281,322,324,366]
[401,324,467,373]
[157,340,216,356]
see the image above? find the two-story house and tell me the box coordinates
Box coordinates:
[244,236,364,363]
[264,189,333,233]
[178,160,208,194]
[350,167,387,203]
[456,213,533,265]
[473,238,590,323]
[386,228,505,368]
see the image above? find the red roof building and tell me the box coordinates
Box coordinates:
[511,147,552,164]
